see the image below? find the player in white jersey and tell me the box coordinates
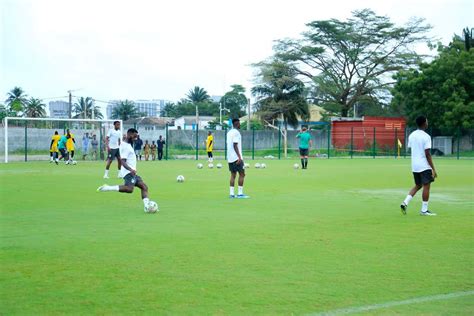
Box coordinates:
[227,118,249,199]
[97,128,153,212]
[400,116,438,216]
[104,121,122,179]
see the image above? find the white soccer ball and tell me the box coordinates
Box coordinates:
[260,163,266,169]
[177,175,185,182]
[146,201,159,213]
[197,163,203,169]
[255,163,261,169]
[293,163,300,169]
[244,163,250,169]
[72,161,77,165]
[216,163,223,169]
[208,163,214,169]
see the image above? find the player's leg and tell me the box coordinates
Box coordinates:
[401,172,422,214]
[50,150,53,162]
[420,170,436,215]
[304,153,309,169]
[115,150,122,177]
[135,177,152,211]
[229,167,237,198]
[299,148,305,169]
[236,163,249,198]
[209,151,213,162]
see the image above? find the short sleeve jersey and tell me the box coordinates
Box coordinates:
[119,141,137,177]
[58,135,68,149]
[206,135,214,151]
[296,132,312,149]
[51,134,61,147]
[66,133,75,150]
[107,129,122,149]
[408,129,432,172]
[226,129,242,163]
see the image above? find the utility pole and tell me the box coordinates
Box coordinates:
[195,102,199,131]
[68,90,72,118]
[247,98,251,130]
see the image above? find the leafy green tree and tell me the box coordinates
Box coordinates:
[5,86,28,114]
[274,9,431,117]
[111,100,141,121]
[73,97,104,119]
[24,98,46,118]
[161,102,177,117]
[221,84,248,118]
[252,60,309,157]
[391,35,474,133]
[186,86,211,103]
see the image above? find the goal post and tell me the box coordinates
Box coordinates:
[2,117,122,163]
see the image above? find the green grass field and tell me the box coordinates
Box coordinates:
[1,159,473,315]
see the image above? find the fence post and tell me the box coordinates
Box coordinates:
[394,128,398,159]
[373,127,376,158]
[350,127,354,159]
[457,128,461,160]
[404,126,407,158]
[327,124,331,159]
[252,127,255,160]
[165,123,169,160]
[278,124,281,160]
[195,127,198,161]
[24,124,27,162]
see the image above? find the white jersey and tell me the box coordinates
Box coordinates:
[226,128,242,163]
[107,129,122,149]
[119,141,137,177]
[408,129,432,172]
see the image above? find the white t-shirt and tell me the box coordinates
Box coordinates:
[107,129,122,149]
[408,129,432,172]
[119,141,137,177]
[226,128,242,163]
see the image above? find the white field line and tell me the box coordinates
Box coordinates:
[308,290,474,316]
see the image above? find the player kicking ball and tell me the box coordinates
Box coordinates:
[97,128,157,213]
[400,116,437,216]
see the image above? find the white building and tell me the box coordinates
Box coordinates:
[173,116,215,130]
[49,101,69,118]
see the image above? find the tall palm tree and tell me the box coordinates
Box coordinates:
[5,86,28,114]
[73,97,103,119]
[24,98,46,118]
[111,100,140,121]
[252,60,309,157]
[186,86,211,129]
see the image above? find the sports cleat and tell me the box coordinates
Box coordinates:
[400,203,407,215]
[103,175,110,179]
[229,195,235,199]
[236,194,250,199]
[420,210,437,216]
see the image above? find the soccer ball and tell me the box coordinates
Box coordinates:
[255,163,261,169]
[197,163,203,169]
[244,163,250,169]
[293,163,300,169]
[72,160,77,165]
[177,175,185,182]
[146,201,159,213]
[216,163,223,169]
[208,163,214,169]
[260,163,266,169]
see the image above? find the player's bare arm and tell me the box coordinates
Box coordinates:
[234,143,242,164]
[121,158,136,175]
[425,149,437,178]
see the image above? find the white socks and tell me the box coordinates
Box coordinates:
[230,187,235,196]
[422,201,429,212]
[143,198,150,206]
[403,195,413,205]
[104,170,109,177]
[238,186,243,195]
[101,185,119,192]
[230,186,244,196]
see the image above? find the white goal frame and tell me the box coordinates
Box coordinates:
[3,117,122,163]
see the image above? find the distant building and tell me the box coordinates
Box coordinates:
[49,101,69,118]
[174,116,215,130]
[123,117,174,131]
[106,99,171,119]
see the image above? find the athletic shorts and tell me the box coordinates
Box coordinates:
[228,160,245,173]
[299,148,309,156]
[134,149,141,155]
[207,151,213,158]
[50,146,58,153]
[108,148,120,160]
[413,169,434,186]
[123,173,143,187]
[59,148,68,157]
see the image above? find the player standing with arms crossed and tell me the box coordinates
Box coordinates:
[227,118,249,199]
[103,121,122,179]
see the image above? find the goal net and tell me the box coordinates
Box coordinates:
[1,117,122,163]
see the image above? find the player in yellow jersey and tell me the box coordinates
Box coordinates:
[49,131,61,164]
[206,131,214,162]
[66,129,76,164]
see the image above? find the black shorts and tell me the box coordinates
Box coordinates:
[59,148,68,157]
[413,169,434,186]
[108,148,120,160]
[207,151,213,158]
[123,173,143,187]
[299,148,309,156]
[228,160,245,173]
